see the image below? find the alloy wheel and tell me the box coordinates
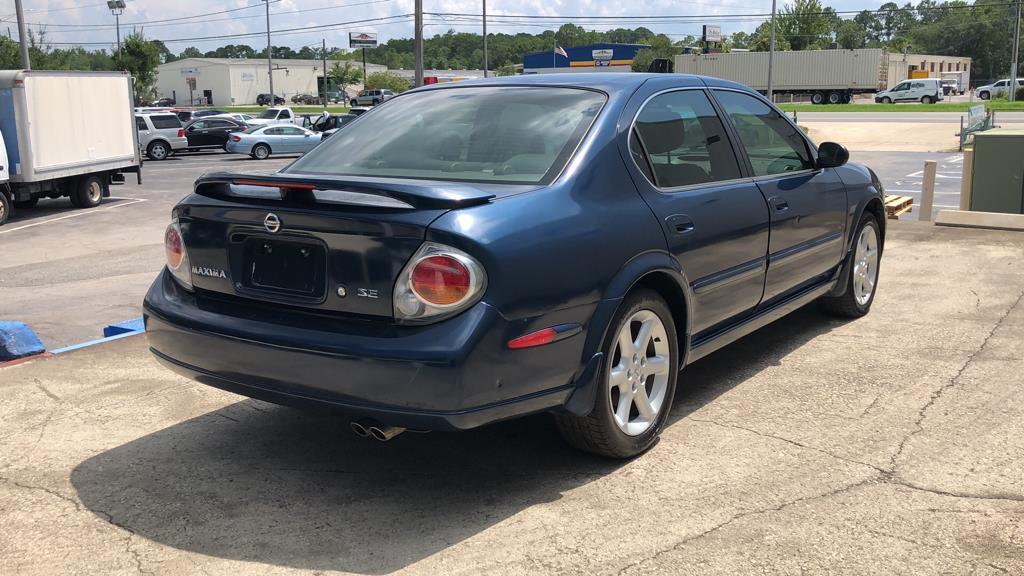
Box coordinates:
[608,309,671,436]
[853,224,879,306]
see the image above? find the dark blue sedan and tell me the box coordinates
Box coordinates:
[144,74,885,458]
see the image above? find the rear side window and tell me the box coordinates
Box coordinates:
[287,86,606,184]
[135,117,147,130]
[150,115,182,129]
[632,90,741,188]
[713,90,814,177]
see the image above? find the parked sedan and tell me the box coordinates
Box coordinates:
[146,74,885,458]
[224,124,321,159]
[192,109,228,118]
[183,117,248,151]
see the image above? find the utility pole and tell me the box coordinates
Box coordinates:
[414,0,424,87]
[767,0,777,101]
[482,0,488,77]
[265,0,274,103]
[14,0,29,69]
[1012,0,1022,101]
[322,38,328,110]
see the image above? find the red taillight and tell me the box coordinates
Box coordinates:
[165,225,184,269]
[231,135,241,142]
[508,328,557,350]
[410,255,471,306]
[177,129,185,138]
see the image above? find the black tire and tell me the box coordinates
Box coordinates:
[811,91,825,105]
[147,140,170,161]
[880,96,892,104]
[842,93,853,104]
[372,98,381,105]
[0,191,10,226]
[350,100,358,107]
[819,213,881,318]
[979,91,990,100]
[555,288,680,458]
[827,91,842,104]
[13,197,38,209]
[70,175,106,209]
[921,95,933,104]
[251,143,271,160]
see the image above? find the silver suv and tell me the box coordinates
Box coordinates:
[349,89,395,106]
[136,113,188,160]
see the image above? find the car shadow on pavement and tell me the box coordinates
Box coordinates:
[69,305,840,574]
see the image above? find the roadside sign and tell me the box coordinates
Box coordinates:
[703,25,721,43]
[592,49,613,61]
[179,67,200,76]
[349,32,378,49]
[968,104,986,128]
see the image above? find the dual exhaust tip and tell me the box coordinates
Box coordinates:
[350,418,405,442]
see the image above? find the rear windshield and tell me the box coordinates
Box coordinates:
[285,86,606,184]
[150,114,182,129]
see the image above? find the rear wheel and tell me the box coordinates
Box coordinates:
[827,91,842,104]
[819,213,880,318]
[13,197,38,209]
[811,91,825,105]
[555,288,679,458]
[147,141,169,161]
[70,175,106,209]
[251,143,271,160]
[921,95,933,104]
[0,191,9,225]
[842,93,853,104]
[372,98,381,105]
[350,99,358,107]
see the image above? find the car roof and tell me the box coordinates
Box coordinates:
[409,73,753,97]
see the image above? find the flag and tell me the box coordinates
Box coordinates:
[554,46,568,58]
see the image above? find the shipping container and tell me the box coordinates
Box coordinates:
[674,49,889,104]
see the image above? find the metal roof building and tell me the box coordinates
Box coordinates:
[155,58,388,106]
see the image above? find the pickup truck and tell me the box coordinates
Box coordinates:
[245,107,297,127]
[0,70,141,226]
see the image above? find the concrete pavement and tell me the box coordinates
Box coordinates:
[1,221,1022,575]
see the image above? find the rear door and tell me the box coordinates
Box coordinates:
[186,120,209,146]
[712,89,847,305]
[624,86,771,334]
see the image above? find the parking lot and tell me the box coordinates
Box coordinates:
[2,218,1023,574]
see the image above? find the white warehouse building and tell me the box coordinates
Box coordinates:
[155,58,387,106]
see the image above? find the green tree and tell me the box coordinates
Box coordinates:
[631,34,676,72]
[728,31,752,50]
[836,20,869,49]
[778,0,832,50]
[364,71,410,92]
[179,47,203,59]
[114,33,161,104]
[495,63,517,76]
[750,21,790,51]
[329,61,364,93]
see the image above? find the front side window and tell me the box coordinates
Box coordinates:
[150,115,182,129]
[287,86,605,184]
[632,90,741,188]
[259,109,278,119]
[995,81,1007,87]
[713,90,814,177]
[894,82,909,91]
[280,110,292,119]
[189,121,207,130]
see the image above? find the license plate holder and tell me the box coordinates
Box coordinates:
[243,237,325,297]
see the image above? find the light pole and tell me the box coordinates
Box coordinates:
[767,0,777,101]
[107,0,126,55]
[482,0,488,77]
[1011,0,1021,102]
[14,0,30,68]
[265,0,274,102]
[414,0,423,86]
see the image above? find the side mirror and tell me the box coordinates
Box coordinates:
[817,141,849,169]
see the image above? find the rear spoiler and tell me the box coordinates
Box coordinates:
[193,172,496,210]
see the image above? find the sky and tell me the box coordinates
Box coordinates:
[0,0,881,53]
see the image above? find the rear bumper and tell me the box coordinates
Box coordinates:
[143,270,588,430]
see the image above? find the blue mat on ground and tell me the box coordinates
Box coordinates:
[0,321,46,361]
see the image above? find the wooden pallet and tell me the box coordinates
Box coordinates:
[884,194,913,219]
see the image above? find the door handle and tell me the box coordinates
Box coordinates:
[666,214,695,235]
[769,196,789,211]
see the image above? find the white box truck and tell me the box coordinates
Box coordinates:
[0,70,142,226]
[674,49,889,104]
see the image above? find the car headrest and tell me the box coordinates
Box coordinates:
[637,108,686,154]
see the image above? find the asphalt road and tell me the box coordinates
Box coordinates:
[797,111,1024,123]
[0,148,979,350]
[2,222,1023,575]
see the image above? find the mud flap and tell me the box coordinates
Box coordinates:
[563,352,604,417]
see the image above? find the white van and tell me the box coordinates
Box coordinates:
[874,78,944,104]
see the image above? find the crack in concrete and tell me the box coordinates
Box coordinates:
[889,289,1024,475]
[0,475,152,575]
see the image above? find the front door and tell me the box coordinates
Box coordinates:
[712,89,847,305]
[626,88,771,335]
[890,81,911,101]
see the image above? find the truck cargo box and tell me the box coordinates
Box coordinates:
[0,70,141,183]
[674,49,888,93]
